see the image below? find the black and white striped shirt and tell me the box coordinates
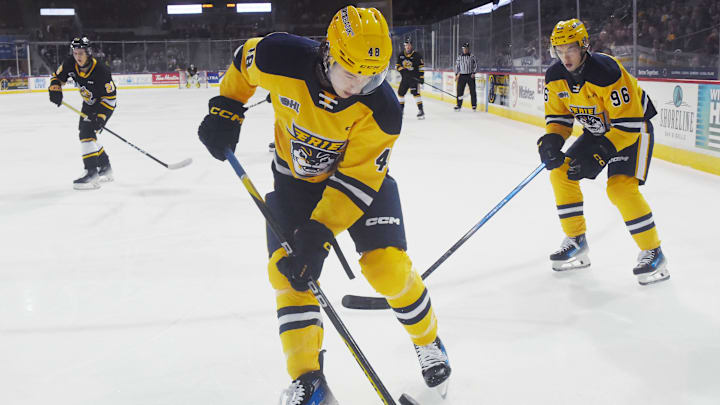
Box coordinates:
[455,53,477,74]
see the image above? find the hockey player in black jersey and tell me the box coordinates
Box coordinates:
[396,37,425,119]
[49,36,117,190]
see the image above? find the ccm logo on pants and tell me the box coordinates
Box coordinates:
[365,217,401,226]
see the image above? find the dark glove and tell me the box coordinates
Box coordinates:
[49,84,63,107]
[537,133,566,170]
[265,93,272,104]
[567,136,617,181]
[198,95,247,161]
[89,114,106,132]
[277,220,334,291]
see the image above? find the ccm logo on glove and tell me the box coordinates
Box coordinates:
[210,107,244,122]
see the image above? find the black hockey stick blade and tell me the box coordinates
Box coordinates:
[166,158,193,170]
[341,294,390,310]
[399,393,421,405]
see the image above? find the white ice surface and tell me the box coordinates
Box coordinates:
[1,88,719,405]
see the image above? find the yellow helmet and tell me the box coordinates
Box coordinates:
[326,6,391,76]
[550,19,589,49]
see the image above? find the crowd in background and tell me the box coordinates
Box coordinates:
[1,0,719,76]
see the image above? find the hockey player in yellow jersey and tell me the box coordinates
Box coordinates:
[197,6,450,403]
[537,19,669,285]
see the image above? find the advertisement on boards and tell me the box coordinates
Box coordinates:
[152,72,180,85]
[207,71,221,84]
[509,75,544,117]
[695,83,720,155]
[0,77,28,91]
[643,81,698,151]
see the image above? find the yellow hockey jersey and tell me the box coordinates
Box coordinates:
[544,52,656,152]
[220,33,402,235]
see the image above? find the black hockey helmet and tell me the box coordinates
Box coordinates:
[70,36,92,54]
[404,37,412,44]
[462,42,470,49]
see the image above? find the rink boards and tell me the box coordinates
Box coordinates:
[387,69,720,176]
[2,69,719,175]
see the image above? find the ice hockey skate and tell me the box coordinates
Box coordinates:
[73,168,100,190]
[278,370,338,405]
[414,336,451,398]
[453,105,461,111]
[551,234,590,271]
[633,247,670,285]
[98,163,114,183]
[417,110,425,120]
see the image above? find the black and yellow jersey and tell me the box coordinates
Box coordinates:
[396,50,424,83]
[544,52,656,152]
[221,33,402,235]
[51,56,117,118]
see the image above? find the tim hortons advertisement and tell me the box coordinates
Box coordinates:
[152,72,180,85]
[642,81,698,151]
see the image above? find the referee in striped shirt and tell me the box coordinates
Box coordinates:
[454,42,477,111]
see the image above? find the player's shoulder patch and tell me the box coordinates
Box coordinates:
[358,81,402,136]
[234,32,319,80]
[584,53,622,87]
[545,61,567,84]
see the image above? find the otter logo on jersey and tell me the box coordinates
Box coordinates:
[401,59,414,70]
[569,104,608,135]
[287,122,346,178]
[79,86,95,104]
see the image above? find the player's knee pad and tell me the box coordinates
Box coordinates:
[606,175,640,207]
[360,247,413,298]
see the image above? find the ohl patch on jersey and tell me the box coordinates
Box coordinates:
[569,104,609,135]
[288,121,347,178]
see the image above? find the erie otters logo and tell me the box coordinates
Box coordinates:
[569,104,608,135]
[287,121,346,178]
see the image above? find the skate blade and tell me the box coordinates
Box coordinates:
[99,175,114,183]
[434,379,449,399]
[73,182,100,190]
[638,267,670,285]
[417,116,425,120]
[552,256,590,271]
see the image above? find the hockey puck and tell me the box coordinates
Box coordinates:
[399,393,421,405]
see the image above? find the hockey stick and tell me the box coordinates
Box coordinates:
[244,94,270,110]
[342,163,546,310]
[224,148,419,405]
[412,76,463,99]
[61,101,192,170]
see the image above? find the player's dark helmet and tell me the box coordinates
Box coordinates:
[404,37,412,44]
[70,36,92,56]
